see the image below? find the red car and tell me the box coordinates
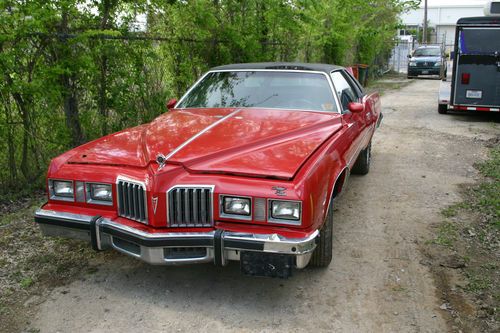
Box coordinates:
[35,63,382,278]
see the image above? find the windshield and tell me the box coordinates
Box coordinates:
[177,71,338,112]
[413,48,441,57]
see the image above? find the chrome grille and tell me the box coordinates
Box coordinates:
[416,61,435,67]
[168,186,213,227]
[117,179,147,224]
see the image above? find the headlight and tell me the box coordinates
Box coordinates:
[269,200,301,224]
[434,62,441,67]
[221,196,251,218]
[49,179,74,201]
[86,183,112,205]
[409,61,417,67]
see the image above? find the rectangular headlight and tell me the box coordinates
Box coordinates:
[221,196,251,219]
[86,183,113,205]
[49,179,74,201]
[269,200,301,225]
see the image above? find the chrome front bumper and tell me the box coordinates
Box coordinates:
[35,209,318,269]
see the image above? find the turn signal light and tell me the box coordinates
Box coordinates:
[461,73,470,85]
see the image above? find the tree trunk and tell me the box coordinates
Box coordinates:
[2,94,17,184]
[98,0,116,136]
[59,7,85,147]
[62,73,85,147]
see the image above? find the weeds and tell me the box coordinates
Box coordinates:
[465,272,492,293]
[430,145,500,330]
[432,222,458,247]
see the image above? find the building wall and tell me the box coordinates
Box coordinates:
[401,5,485,26]
[400,4,486,47]
[435,25,456,46]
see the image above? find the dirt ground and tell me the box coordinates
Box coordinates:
[16,79,499,332]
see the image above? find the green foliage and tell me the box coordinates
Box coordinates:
[432,222,458,247]
[0,0,415,196]
[478,148,500,180]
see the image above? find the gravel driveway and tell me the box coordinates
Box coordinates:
[29,79,499,333]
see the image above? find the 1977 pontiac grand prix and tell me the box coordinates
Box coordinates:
[35,62,382,278]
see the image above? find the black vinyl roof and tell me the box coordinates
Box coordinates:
[457,16,500,25]
[211,62,343,74]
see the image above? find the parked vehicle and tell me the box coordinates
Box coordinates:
[34,62,382,278]
[438,2,500,114]
[407,45,447,80]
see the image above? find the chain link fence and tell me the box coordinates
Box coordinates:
[388,34,448,73]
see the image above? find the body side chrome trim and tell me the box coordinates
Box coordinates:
[347,125,373,169]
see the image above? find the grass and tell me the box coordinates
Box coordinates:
[441,202,470,218]
[0,194,111,332]
[429,145,500,330]
[473,147,500,228]
[465,271,492,293]
[432,222,458,247]
[439,147,499,230]
[365,72,414,96]
[20,277,34,289]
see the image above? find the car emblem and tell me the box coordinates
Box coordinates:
[423,62,428,66]
[156,154,167,170]
[152,197,158,215]
[272,186,287,196]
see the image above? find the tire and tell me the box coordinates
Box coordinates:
[309,198,334,267]
[351,141,371,175]
[438,104,448,114]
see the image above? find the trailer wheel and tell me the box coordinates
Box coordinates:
[438,104,448,114]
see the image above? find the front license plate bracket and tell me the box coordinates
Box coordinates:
[240,251,294,279]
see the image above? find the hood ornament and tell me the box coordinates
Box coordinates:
[156,153,167,170]
[152,196,159,215]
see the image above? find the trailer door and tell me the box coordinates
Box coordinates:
[453,27,500,108]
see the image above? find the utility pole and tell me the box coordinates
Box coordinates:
[423,0,428,44]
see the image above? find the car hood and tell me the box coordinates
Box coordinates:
[411,56,441,62]
[67,108,343,179]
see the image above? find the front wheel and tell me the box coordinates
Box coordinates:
[351,141,371,175]
[309,199,334,267]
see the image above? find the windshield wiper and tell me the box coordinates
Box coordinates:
[252,93,278,107]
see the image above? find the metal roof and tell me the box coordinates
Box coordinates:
[457,16,500,25]
[211,62,344,74]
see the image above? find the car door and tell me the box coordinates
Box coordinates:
[330,70,367,169]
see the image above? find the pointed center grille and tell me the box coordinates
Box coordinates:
[117,179,148,224]
[168,186,213,227]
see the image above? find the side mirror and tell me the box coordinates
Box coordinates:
[166,98,177,110]
[407,54,412,59]
[348,102,364,113]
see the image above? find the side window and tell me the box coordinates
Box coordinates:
[330,71,358,112]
